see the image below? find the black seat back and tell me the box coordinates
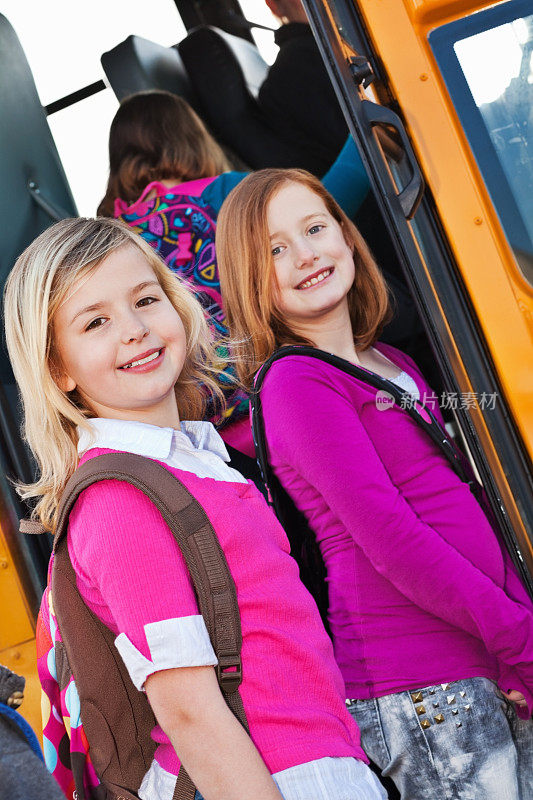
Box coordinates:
[101,34,194,103]
[178,26,305,169]
[186,25,269,99]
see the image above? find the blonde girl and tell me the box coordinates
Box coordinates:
[216,169,533,800]
[4,217,385,800]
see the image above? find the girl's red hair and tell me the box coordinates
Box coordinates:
[216,168,391,387]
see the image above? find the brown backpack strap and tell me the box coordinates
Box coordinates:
[53,549,156,800]
[19,518,47,534]
[53,451,249,800]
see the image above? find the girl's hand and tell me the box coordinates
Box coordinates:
[503,689,527,708]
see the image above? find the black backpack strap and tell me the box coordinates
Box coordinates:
[53,451,248,800]
[250,346,482,632]
[252,345,476,493]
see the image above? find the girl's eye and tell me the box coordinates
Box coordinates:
[136,296,159,308]
[85,317,106,332]
[271,245,284,257]
[308,224,324,235]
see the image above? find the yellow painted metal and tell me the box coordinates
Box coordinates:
[408,0,489,25]
[0,638,41,742]
[0,528,35,650]
[0,509,40,740]
[350,0,533,457]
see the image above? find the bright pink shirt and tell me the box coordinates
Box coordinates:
[260,345,533,716]
[67,443,365,778]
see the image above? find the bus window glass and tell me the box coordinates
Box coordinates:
[1,0,185,103]
[1,0,186,214]
[239,0,279,63]
[47,91,119,217]
[455,18,533,277]
[429,2,533,286]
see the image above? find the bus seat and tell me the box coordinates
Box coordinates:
[0,15,64,577]
[101,35,194,104]
[177,26,306,169]
[180,25,268,100]
[0,14,77,369]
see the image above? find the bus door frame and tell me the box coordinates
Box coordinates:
[301,0,533,591]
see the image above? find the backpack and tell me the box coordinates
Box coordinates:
[250,345,479,626]
[29,451,248,800]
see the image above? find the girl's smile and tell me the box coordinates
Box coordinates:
[118,347,165,371]
[53,244,187,427]
[295,266,334,291]
[267,182,355,324]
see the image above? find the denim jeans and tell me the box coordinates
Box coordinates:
[347,677,533,800]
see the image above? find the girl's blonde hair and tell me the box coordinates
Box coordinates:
[4,217,223,531]
[216,168,391,387]
[98,91,231,216]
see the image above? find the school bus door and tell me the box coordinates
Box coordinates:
[304,0,533,589]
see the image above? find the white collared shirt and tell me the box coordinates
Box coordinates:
[77,417,247,484]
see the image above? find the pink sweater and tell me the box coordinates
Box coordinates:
[260,345,533,716]
[67,447,365,777]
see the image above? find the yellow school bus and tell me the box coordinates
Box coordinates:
[0,0,531,744]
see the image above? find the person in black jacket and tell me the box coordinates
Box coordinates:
[259,0,348,176]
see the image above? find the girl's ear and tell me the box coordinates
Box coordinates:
[50,358,76,393]
[56,373,77,393]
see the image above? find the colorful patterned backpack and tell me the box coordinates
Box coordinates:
[37,577,100,799]
[115,179,249,427]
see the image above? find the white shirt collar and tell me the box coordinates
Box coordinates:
[77,418,231,463]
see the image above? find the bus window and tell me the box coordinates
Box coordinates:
[429,1,533,286]
[238,0,279,62]
[1,0,186,214]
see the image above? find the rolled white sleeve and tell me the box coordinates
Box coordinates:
[115,614,218,690]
